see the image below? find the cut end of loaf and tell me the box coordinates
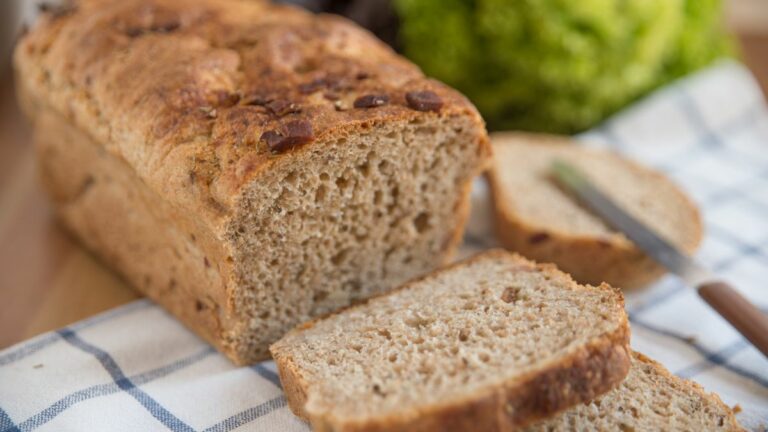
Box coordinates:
[270,249,631,431]
[224,114,489,363]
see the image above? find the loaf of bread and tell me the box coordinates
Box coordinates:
[487,132,702,289]
[525,351,744,431]
[15,0,489,364]
[271,249,631,432]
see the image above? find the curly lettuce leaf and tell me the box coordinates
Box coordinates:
[395,0,731,133]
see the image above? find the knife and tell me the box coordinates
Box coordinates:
[550,159,768,358]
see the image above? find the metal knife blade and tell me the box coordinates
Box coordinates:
[549,159,716,287]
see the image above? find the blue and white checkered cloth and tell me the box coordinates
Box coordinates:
[1,60,767,431]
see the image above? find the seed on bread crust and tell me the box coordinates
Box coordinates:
[354,94,389,108]
[125,20,181,37]
[199,106,217,118]
[241,92,271,106]
[260,130,283,149]
[266,99,301,116]
[261,120,314,153]
[405,91,443,112]
[323,92,340,101]
[38,2,77,19]
[217,91,241,107]
[298,78,326,94]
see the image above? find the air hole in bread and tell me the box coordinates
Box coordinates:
[414,212,430,233]
[430,156,443,170]
[387,185,399,212]
[377,160,391,175]
[344,280,362,294]
[357,162,370,177]
[416,126,437,135]
[284,171,298,186]
[372,384,385,397]
[336,176,349,190]
[331,248,349,265]
[315,185,327,203]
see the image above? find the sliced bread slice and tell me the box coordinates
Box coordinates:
[525,351,744,431]
[270,249,631,431]
[487,132,702,289]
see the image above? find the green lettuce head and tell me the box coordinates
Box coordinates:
[394,0,731,133]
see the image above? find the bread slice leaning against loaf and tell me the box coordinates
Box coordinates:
[270,249,631,432]
[525,351,745,431]
[487,132,702,289]
[15,0,490,364]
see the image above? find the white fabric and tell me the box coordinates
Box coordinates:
[2,61,767,431]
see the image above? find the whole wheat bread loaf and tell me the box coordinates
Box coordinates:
[15,0,489,364]
[487,132,702,289]
[270,249,631,432]
[525,351,744,431]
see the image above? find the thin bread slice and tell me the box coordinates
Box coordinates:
[525,351,745,431]
[270,249,631,431]
[487,132,702,289]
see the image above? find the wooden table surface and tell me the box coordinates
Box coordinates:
[1,16,767,350]
[0,74,140,349]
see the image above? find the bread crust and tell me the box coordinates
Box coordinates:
[271,250,632,431]
[15,0,488,211]
[487,132,702,290]
[17,0,490,364]
[33,106,236,356]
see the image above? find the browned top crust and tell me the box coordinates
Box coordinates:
[15,0,486,221]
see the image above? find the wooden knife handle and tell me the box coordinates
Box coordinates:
[698,281,768,358]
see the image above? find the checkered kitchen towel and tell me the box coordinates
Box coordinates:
[2,60,767,431]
